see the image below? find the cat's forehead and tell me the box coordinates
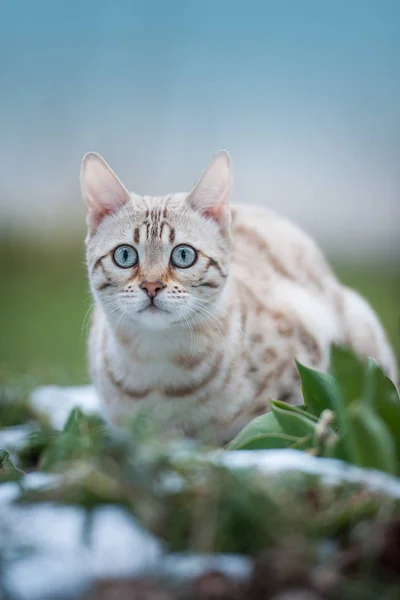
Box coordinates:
[121,192,189,227]
[124,192,193,236]
[90,191,222,254]
[128,192,222,234]
[139,192,187,211]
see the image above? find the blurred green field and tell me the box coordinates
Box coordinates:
[0,237,90,385]
[0,237,399,386]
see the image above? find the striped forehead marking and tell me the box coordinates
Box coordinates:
[139,196,175,243]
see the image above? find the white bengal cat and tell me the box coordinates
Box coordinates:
[81,150,397,442]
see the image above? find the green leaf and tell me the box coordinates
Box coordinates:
[346,401,397,475]
[39,407,105,470]
[328,346,369,462]
[296,361,339,417]
[364,357,379,409]
[226,411,284,450]
[231,432,301,451]
[63,406,86,434]
[270,400,317,438]
[290,434,314,451]
[227,403,317,451]
[365,359,400,461]
[330,345,366,406]
[271,400,319,422]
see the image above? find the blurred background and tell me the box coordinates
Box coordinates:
[0,0,399,385]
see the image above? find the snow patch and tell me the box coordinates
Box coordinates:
[30,385,100,429]
[1,475,163,600]
[216,449,400,498]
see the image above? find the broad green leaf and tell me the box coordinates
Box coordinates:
[365,359,400,461]
[384,374,400,403]
[270,400,317,438]
[226,411,284,450]
[330,345,366,406]
[231,432,300,451]
[290,434,314,451]
[227,402,317,451]
[328,346,368,462]
[271,400,319,422]
[346,401,397,475]
[296,361,339,417]
[364,357,379,408]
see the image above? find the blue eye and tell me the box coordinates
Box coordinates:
[113,245,138,268]
[171,245,197,269]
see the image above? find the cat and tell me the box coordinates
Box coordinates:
[81,150,398,442]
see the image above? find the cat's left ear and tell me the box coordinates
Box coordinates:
[187,150,232,232]
[80,152,131,235]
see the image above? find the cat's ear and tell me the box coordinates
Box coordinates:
[80,152,131,235]
[187,150,232,231]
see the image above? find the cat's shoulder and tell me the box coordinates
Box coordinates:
[231,203,317,247]
[230,203,335,281]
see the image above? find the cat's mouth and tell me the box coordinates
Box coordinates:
[138,303,169,314]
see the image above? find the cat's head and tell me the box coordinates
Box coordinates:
[81,151,232,331]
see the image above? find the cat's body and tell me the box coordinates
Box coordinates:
[82,151,397,442]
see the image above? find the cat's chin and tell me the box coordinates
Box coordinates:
[125,308,184,331]
[137,309,170,329]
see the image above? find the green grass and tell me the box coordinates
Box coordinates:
[336,261,400,364]
[0,237,399,385]
[0,237,90,385]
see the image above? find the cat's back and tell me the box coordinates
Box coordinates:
[230,204,336,292]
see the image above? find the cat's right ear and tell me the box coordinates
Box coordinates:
[187,150,232,235]
[80,152,131,235]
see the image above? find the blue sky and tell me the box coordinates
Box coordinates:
[1,0,399,256]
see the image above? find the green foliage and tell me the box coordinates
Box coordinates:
[0,449,24,482]
[1,378,400,598]
[39,407,107,471]
[3,402,398,557]
[347,401,397,474]
[227,412,290,451]
[229,346,400,476]
[296,361,336,416]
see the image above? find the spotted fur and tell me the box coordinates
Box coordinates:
[81,151,398,442]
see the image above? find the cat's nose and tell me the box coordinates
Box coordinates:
[140,280,166,299]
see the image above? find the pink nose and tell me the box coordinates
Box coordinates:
[140,280,165,299]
